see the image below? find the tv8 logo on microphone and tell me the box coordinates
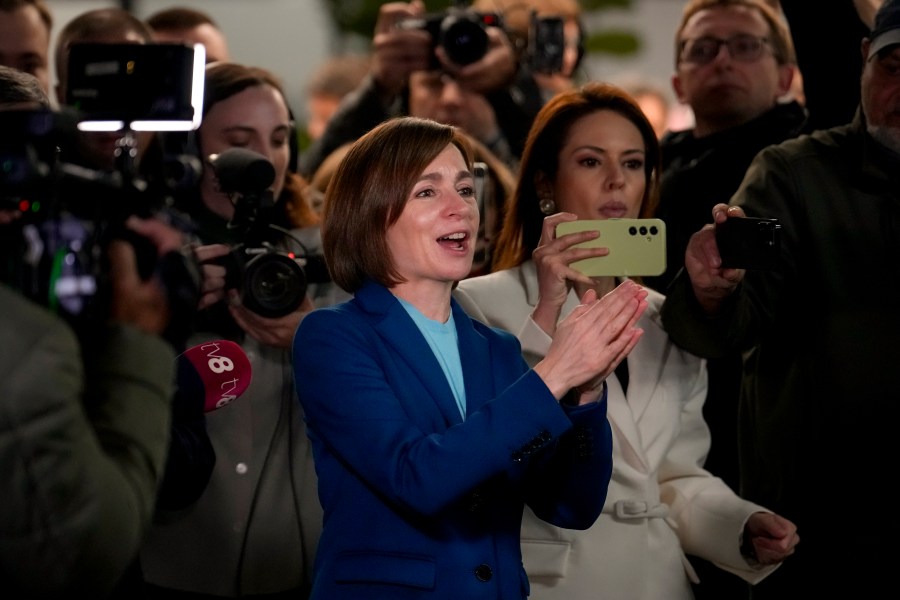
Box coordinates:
[181,339,253,412]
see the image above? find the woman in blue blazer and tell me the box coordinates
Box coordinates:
[292,116,649,599]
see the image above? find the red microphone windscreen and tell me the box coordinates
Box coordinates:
[177,340,252,412]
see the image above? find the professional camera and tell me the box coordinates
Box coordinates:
[400,3,504,66]
[0,43,205,330]
[0,107,202,336]
[208,148,329,319]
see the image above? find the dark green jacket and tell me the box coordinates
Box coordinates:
[661,113,900,595]
[0,285,174,597]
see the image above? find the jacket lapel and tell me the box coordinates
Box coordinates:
[606,305,671,473]
[356,282,464,427]
[452,298,493,414]
[605,374,650,472]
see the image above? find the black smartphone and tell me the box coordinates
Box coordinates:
[715,217,782,270]
[528,15,565,74]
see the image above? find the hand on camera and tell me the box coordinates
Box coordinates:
[437,24,517,94]
[373,1,432,98]
[684,203,746,314]
[0,209,21,225]
[227,289,315,349]
[108,216,185,335]
[194,243,315,348]
[194,244,230,310]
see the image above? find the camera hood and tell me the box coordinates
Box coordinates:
[66,42,205,132]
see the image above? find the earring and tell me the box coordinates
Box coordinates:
[539,197,556,215]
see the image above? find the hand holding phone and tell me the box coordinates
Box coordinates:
[555,218,667,277]
[715,217,781,270]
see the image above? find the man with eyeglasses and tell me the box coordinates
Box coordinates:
[649,0,809,295]
[644,2,810,598]
[660,0,900,597]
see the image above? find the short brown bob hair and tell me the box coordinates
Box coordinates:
[323,116,474,293]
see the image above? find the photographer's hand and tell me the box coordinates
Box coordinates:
[228,290,315,349]
[684,203,746,314]
[373,1,432,101]
[0,209,21,225]
[438,25,517,94]
[108,217,185,335]
[194,244,230,310]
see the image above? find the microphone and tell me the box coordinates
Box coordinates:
[208,147,275,195]
[176,339,252,412]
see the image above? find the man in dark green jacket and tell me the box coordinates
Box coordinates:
[661,1,900,596]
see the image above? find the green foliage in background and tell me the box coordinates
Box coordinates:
[320,0,641,57]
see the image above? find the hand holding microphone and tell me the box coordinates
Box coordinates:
[158,339,252,510]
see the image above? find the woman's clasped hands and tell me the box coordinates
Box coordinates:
[534,280,648,405]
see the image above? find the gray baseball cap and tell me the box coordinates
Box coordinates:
[869,0,900,59]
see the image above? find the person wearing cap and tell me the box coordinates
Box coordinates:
[659,0,900,597]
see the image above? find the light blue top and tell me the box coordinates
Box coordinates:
[398,297,467,420]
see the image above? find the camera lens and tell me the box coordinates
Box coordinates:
[242,252,307,319]
[628,226,637,235]
[440,13,489,65]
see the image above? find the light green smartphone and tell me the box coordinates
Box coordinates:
[555,218,667,277]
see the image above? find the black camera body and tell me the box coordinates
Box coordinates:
[209,148,328,319]
[403,7,503,66]
[0,109,200,333]
[715,216,782,270]
[218,240,308,319]
[528,14,566,74]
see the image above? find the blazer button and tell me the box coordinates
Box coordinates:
[474,563,493,582]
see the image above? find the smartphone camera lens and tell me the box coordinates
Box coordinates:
[639,226,648,235]
[629,226,638,235]
[649,226,659,235]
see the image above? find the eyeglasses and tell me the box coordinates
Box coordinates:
[679,34,772,65]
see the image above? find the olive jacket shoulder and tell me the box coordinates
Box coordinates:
[0,285,173,596]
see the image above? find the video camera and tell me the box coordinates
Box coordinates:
[0,42,205,329]
[208,148,330,319]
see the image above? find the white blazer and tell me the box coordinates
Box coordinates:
[454,262,778,600]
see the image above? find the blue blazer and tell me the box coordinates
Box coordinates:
[293,281,613,599]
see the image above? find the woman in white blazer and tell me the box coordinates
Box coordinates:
[453,82,799,600]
